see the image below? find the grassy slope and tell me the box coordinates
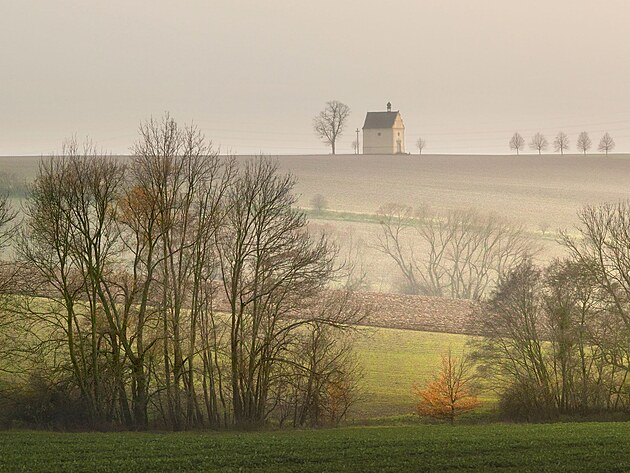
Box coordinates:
[353,327,473,419]
[0,314,481,421]
[3,423,630,472]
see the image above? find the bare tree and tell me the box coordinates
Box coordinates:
[538,221,550,236]
[127,113,233,429]
[471,261,557,420]
[310,193,328,214]
[0,194,17,293]
[12,119,235,431]
[542,259,611,413]
[564,204,630,411]
[561,202,630,347]
[278,295,364,428]
[509,132,525,155]
[313,100,351,155]
[0,193,17,365]
[0,194,15,252]
[374,204,534,299]
[473,253,625,418]
[309,223,369,291]
[416,138,426,155]
[16,138,129,427]
[530,133,548,155]
[598,132,615,155]
[216,157,362,426]
[553,132,570,155]
[577,132,592,155]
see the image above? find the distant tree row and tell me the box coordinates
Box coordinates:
[375,205,533,299]
[313,99,620,157]
[509,131,616,155]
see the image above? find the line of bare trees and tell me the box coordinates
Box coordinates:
[509,131,616,155]
[0,114,364,430]
[472,202,630,420]
[374,204,534,299]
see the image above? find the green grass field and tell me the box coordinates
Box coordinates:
[353,327,475,419]
[0,317,484,423]
[3,422,630,472]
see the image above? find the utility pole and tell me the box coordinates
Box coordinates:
[355,128,360,155]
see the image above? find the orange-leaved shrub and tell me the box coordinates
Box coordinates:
[413,350,480,424]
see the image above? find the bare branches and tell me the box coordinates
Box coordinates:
[577,132,591,155]
[473,202,630,420]
[561,202,630,329]
[0,193,17,296]
[471,252,629,418]
[509,132,525,155]
[310,194,328,214]
[375,204,534,299]
[2,116,366,430]
[0,194,16,251]
[529,133,548,155]
[416,137,426,155]
[313,100,351,155]
[217,156,347,425]
[553,132,570,155]
[598,132,615,155]
[15,137,128,427]
[126,112,234,429]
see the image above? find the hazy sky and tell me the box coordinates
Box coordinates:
[2,0,630,156]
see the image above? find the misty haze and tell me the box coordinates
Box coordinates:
[2,2,630,472]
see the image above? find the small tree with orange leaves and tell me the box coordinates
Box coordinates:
[413,349,480,424]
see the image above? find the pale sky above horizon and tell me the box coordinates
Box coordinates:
[2,0,630,156]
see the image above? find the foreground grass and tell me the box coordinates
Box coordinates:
[3,422,630,472]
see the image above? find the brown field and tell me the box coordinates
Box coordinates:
[272,153,630,229]
[352,291,476,334]
[5,153,630,228]
[4,152,630,230]
[277,152,630,291]
[4,153,630,292]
